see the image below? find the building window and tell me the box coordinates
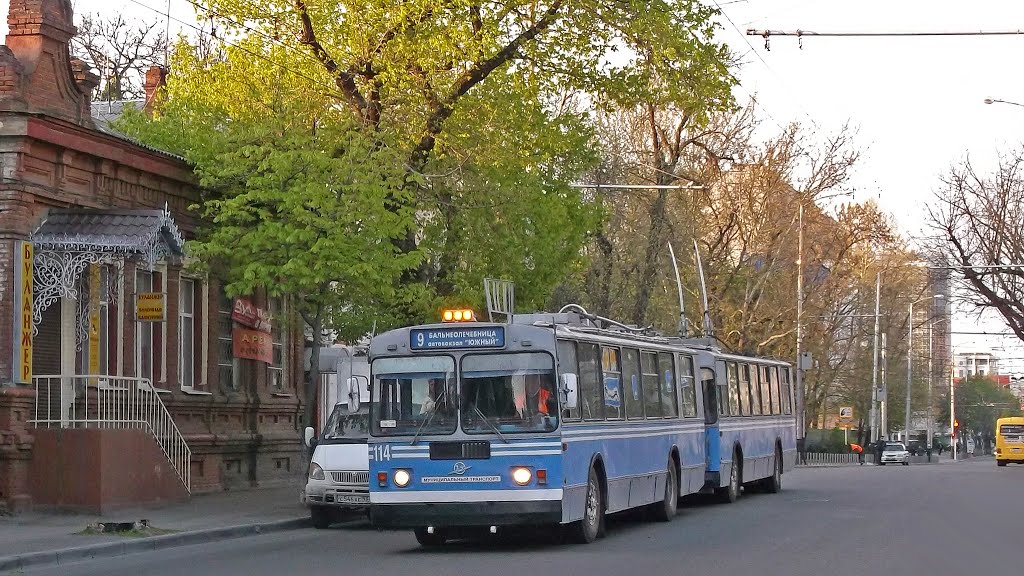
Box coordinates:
[217,289,238,389]
[267,297,285,389]
[180,278,203,390]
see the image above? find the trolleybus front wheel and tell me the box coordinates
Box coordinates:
[718,452,741,504]
[569,467,604,544]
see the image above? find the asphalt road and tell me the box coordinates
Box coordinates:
[14,457,1022,576]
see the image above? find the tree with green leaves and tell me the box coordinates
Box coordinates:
[117,39,417,433]
[119,0,737,433]
[190,0,735,317]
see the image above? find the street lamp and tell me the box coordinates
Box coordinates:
[984,97,1024,108]
[906,294,944,449]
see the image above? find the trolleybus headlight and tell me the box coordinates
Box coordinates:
[393,469,412,488]
[512,467,532,486]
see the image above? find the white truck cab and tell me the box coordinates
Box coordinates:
[303,348,370,529]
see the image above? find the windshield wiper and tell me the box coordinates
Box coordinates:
[411,388,447,446]
[468,402,509,444]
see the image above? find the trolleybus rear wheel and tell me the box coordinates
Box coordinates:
[651,458,678,522]
[764,448,782,493]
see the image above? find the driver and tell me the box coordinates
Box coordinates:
[517,374,552,418]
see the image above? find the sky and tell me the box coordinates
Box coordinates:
[4,0,1024,370]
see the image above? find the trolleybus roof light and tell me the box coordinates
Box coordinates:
[442,309,476,322]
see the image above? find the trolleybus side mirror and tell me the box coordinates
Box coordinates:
[347,377,361,412]
[304,426,316,448]
[560,373,579,410]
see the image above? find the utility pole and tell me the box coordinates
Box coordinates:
[927,320,934,449]
[906,302,914,443]
[870,272,881,442]
[881,332,888,439]
[951,364,957,461]
[796,204,805,441]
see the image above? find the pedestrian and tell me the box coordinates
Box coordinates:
[937,443,944,456]
[875,436,887,465]
[851,443,864,465]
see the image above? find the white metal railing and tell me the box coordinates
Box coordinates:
[30,375,191,493]
[800,452,874,465]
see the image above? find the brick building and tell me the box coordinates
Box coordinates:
[0,0,306,512]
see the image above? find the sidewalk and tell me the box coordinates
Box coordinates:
[0,484,311,571]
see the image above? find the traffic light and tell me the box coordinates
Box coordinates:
[953,420,960,437]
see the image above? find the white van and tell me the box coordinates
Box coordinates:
[303,348,370,529]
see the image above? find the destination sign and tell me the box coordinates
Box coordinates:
[410,327,506,350]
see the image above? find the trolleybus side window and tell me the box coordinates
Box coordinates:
[768,366,781,415]
[717,363,731,417]
[738,363,752,416]
[556,339,581,421]
[678,354,697,418]
[750,365,763,415]
[781,367,792,414]
[701,367,719,425]
[623,347,644,420]
[601,347,624,420]
[726,361,741,416]
[657,352,678,418]
[578,342,603,421]
[760,365,773,416]
[642,352,662,419]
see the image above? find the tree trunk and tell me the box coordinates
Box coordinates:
[632,189,669,326]
[303,313,324,462]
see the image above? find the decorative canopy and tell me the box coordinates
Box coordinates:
[32,207,185,258]
[29,205,186,331]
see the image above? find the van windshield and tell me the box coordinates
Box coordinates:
[321,405,369,443]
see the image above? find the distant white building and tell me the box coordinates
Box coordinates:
[954,350,1001,378]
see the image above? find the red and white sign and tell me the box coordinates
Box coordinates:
[231,297,272,333]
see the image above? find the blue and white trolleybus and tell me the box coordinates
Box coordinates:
[366,307,796,545]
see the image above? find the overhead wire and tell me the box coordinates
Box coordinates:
[709,0,820,131]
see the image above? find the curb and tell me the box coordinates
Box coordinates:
[0,517,310,573]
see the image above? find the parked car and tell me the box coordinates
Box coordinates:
[303,383,370,529]
[879,442,910,466]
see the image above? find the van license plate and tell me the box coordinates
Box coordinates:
[335,494,369,504]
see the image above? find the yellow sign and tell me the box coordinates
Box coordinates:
[89,265,101,379]
[136,292,166,322]
[16,242,33,383]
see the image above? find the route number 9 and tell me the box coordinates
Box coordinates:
[416,332,425,347]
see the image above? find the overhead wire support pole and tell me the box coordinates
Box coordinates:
[796,204,805,442]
